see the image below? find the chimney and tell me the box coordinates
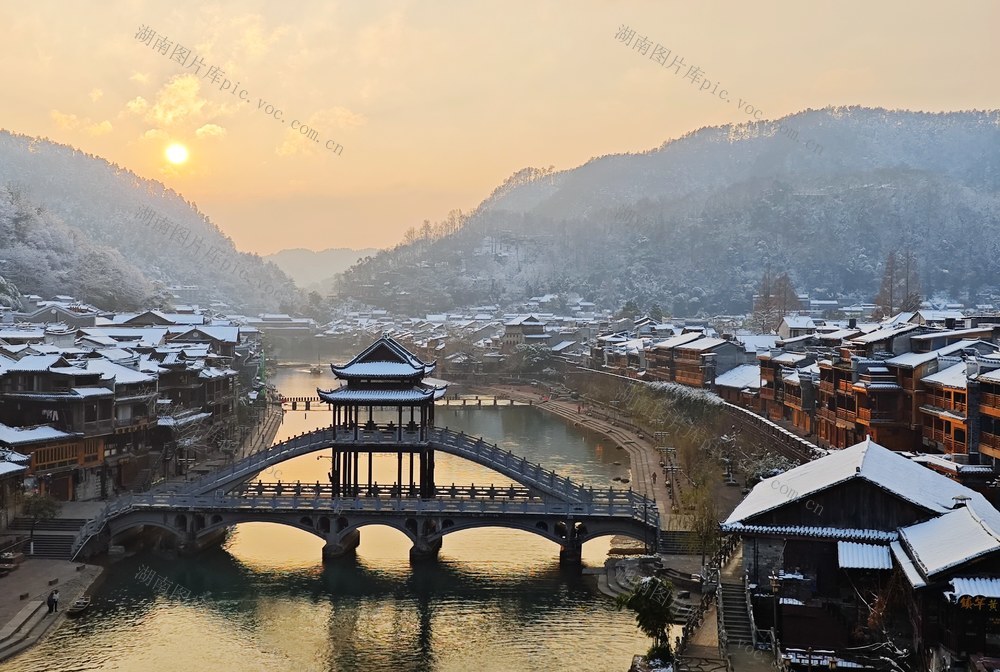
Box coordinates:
[952,495,971,509]
[848,318,857,329]
[945,317,956,330]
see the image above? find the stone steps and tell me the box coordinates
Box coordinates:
[0,600,46,660]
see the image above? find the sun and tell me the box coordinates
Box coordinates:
[165,143,189,165]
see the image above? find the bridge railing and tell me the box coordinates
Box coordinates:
[86,491,658,521]
[236,481,538,501]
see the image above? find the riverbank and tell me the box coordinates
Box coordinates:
[0,559,104,662]
[471,383,686,531]
[0,402,284,662]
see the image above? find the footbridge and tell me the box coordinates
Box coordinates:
[178,425,596,504]
[71,424,659,565]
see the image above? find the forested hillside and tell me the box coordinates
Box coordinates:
[0,131,297,311]
[338,107,1000,314]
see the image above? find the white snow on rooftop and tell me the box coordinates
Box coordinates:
[922,361,968,389]
[898,499,1000,579]
[837,541,892,570]
[949,577,1000,599]
[725,438,976,526]
[0,423,76,446]
[714,364,761,390]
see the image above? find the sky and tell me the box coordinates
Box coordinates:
[2,1,999,254]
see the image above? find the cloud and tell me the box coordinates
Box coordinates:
[89,88,103,102]
[195,123,227,138]
[142,128,169,140]
[126,96,148,114]
[50,110,80,130]
[86,120,113,136]
[232,14,290,60]
[145,75,208,126]
[273,106,363,157]
[130,72,150,84]
[328,106,366,129]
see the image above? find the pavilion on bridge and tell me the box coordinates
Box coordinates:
[317,334,447,498]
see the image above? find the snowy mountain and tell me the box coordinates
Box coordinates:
[338,107,1000,314]
[0,131,297,311]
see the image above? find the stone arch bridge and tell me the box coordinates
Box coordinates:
[71,425,659,565]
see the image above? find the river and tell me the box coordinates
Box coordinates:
[2,368,651,672]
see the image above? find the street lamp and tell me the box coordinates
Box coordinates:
[828,657,837,671]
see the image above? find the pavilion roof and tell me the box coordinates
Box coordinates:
[317,386,447,404]
[331,334,435,379]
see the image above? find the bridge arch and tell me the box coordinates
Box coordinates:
[179,426,595,504]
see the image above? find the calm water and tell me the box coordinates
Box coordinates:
[3,369,649,672]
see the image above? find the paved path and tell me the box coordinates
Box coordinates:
[0,559,103,662]
[477,385,687,530]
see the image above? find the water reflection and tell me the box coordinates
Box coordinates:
[3,369,650,672]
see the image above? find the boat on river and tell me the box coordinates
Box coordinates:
[66,596,91,618]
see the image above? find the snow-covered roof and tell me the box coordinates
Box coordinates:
[916,309,965,322]
[724,438,977,526]
[651,331,704,350]
[676,337,728,352]
[72,387,113,398]
[897,499,1000,579]
[0,423,78,447]
[773,352,808,365]
[885,340,980,368]
[949,577,1000,600]
[83,359,156,385]
[850,323,919,344]
[891,540,927,588]
[837,541,892,570]
[0,461,26,478]
[921,362,968,389]
[719,523,897,543]
[6,354,65,372]
[782,316,815,329]
[736,334,778,353]
[317,387,447,403]
[714,364,761,391]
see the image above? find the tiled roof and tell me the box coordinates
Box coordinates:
[720,523,898,543]
[949,577,1000,600]
[837,541,892,570]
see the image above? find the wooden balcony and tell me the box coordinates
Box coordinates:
[857,407,894,424]
[838,380,853,393]
[760,387,775,401]
[819,381,834,394]
[982,392,1000,417]
[817,407,835,422]
[836,408,856,423]
[924,428,966,455]
[981,432,1000,459]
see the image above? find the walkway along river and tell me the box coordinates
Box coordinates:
[2,368,654,672]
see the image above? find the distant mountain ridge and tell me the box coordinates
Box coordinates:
[338,107,1000,314]
[0,131,297,311]
[266,247,377,290]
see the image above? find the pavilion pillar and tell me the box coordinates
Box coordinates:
[409,452,415,497]
[396,452,403,496]
[353,451,359,496]
[367,451,373,492]
[332,451,340,498]
[418,451,426,498]
[353,405,359,441]
[397,406,403,441]
[427,449,435,497]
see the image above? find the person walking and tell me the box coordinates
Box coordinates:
[46,591,56,614]
[52,589,60,612]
